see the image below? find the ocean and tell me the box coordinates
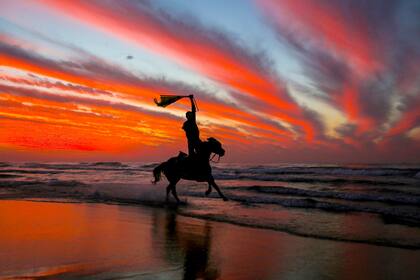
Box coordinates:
[1,161,420,249]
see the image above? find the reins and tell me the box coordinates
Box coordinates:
[209,153,221,163]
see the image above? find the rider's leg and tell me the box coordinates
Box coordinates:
[194,138,201,155]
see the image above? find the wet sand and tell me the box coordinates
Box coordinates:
[1,200,419,280]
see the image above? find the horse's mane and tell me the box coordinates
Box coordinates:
[206,137,221,145]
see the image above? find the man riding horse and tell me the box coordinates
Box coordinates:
[152,94,228,202]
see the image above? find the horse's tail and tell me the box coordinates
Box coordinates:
[152,162,167,184]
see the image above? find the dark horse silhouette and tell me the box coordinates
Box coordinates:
[152,137,228,203]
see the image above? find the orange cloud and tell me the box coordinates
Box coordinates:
[38,0,316,140]
[0,90,182,152]
[0,68,294,144]
[0,34,304,147]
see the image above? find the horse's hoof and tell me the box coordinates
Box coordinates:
[222,197,228,201]
[205,190,211,196]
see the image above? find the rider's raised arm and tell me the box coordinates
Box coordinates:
[189,95,196,120]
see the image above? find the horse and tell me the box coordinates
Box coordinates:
[152,137,228,203]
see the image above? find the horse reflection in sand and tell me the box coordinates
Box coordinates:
[151,210,220,280]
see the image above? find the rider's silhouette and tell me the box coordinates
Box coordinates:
[182,95,200,157]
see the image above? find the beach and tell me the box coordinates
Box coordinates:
[1,162,420,279]
[1,199,420,280]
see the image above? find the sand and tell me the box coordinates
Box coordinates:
[1,199,419,280]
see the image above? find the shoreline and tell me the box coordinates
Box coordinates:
[1,165,420,253]
[1,198,420,280]
[2,193,420,251]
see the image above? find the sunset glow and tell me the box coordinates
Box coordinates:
[1,0,419,163]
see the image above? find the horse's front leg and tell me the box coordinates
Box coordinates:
[209,179,228,201]
[166,180,181,203]
[205,182,212,196]
[170,183,181,203]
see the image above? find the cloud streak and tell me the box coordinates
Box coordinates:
[39,0,318,140]
[258,0,420,147]
[0,0,418,162]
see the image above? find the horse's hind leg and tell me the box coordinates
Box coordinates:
[165,183,172,202]
[166,182,180,203]
[205,183,212,196]
[209,179,228,201]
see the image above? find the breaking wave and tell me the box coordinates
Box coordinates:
[183,190,420,224]
[2,162,420,249]
[19,162,130,170]
[218,165,420,176]
[245,186,420,205]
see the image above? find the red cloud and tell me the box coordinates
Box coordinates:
[39,0,316,141]
[260,0,381,74]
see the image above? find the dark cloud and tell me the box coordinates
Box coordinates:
[262,0,420,141]
[335,123,357,138]
[102,0,299,108]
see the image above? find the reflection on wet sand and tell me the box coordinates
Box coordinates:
[152,209,219,280]
[1,200,419,280]
[0,200,165,278]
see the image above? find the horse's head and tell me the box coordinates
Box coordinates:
[206,137,225,157]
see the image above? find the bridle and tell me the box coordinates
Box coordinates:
[210,153,221,163]
[207,139,223,163]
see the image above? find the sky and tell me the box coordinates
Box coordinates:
[0,0,419,163]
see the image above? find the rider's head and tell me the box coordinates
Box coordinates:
[186,111,193,120]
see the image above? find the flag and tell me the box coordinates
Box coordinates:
[154,95,186,107]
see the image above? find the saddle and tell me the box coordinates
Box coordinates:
[174,151,210,181]
[176,151,205,170]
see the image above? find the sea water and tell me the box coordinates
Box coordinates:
[1,161,420,249]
